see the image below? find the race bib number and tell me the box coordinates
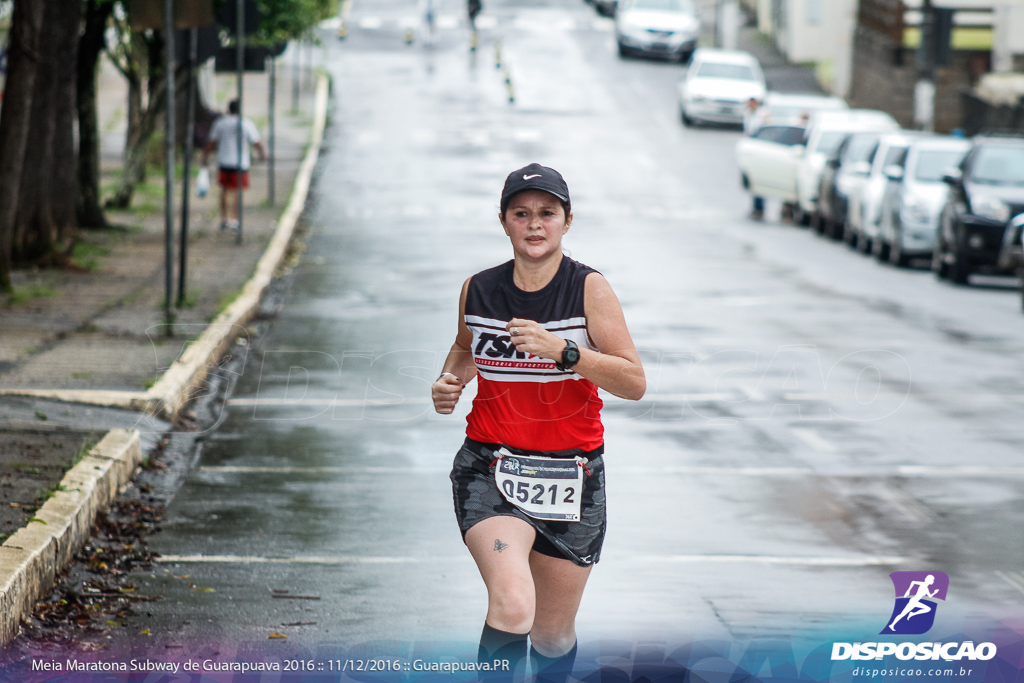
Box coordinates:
[494,448,584,522]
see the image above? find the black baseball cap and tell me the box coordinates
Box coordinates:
[500,163,570,215]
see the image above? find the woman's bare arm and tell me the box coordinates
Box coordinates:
[432,278,478,414]
[507,273,645,400]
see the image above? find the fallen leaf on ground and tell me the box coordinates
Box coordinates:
[268,632,288,639]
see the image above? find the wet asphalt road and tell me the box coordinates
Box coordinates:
[109,0,1024,658]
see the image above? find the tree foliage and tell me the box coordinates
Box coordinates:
[255,0,339,44]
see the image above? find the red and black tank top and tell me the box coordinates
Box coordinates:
[464,256,604,451]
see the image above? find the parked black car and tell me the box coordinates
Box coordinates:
[934,134,1024,284]
[996,213,1024,310]
[816,132,880,241]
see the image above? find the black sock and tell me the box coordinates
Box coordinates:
[478,622,528,682]
[530,642,577,683]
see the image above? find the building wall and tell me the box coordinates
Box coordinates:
[769,0,858,97]
[848,25,992,133]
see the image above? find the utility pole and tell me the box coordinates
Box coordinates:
[914,0,936,132]
[236,0,245,244]
[179,27,198,308]
[164,0,177,331]
[268,55,276,207]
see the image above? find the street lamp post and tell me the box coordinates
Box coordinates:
[164,0,176,331]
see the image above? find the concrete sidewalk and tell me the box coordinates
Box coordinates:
[0,43,330,644]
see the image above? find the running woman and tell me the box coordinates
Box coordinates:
[432,164,645,682]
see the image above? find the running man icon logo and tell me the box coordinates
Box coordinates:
[881,571,950,635]
[503,458,520,475]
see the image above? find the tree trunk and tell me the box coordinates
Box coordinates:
[0,0,45,291]
[77,0,114,229]
[109,56,191,210]
[12,0,80,263]
[50,0,82,242]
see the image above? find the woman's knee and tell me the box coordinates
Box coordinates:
[488,588,535,633]
[529,621,576,656]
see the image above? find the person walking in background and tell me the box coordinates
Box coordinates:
[468,0,482,49]
[743,97,766,220]
[202,99,266,232]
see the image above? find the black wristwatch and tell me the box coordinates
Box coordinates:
[556,339,581,372]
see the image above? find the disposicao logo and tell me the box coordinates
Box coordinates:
[830,571,998,663]
[882,571,949,635]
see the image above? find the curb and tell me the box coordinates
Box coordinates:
[0,73,331,422]
[0,429,142,644]
[0,74,330,646]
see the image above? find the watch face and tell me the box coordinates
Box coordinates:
[566,346,580,363]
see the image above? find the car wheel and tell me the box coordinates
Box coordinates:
[875,239,891,262]
[812,211,825,234]
[617,41,627,57]
[1020,268,1024,313]
[932,239,950,279]
[859,235,873,255]
[681,108,692,127]
[949,237,971,285]
[794,205,811,227]
[843,225,858,247]
[679,50,693,64]
[890,234,909,268]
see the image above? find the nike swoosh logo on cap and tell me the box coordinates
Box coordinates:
[523,174,542,180]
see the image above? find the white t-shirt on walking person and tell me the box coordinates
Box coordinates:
[209,114,262,171]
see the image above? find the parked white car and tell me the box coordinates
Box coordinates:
[678,49,766,127]
[847,132,926,253]
[795,109,900,226]
[735,94,848,209]
[736,124,807,202]
[616,0,700,62]
[876,136,970,267]
[748,92,847,133]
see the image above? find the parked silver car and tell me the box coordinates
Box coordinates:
[847,132,926,253]
[678,49,766,127]
[616,0,700,61]
[875,137,970,267]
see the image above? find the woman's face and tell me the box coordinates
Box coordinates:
[500,190,572,262]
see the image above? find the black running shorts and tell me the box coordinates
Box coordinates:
[450,438,606,567]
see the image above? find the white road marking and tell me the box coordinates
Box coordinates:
[882,490,933,523]
[357,17,382,29]
[158,554,907,566]
[644,555,908,566]
[995,570,1024,596]
[437,15,459,29]
[226,397,431,406]
[200,466,448,474]
[790,427,838,453]
[897,466,1024,476]
[739,385,766,401]
[197,465,1024,478]
[476,16,497,29]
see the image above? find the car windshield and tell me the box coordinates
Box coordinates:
[695,62,756,80]
[914,149,968,182]
[754,126,805,145]
[815,131,846,155]
[627,0,695,11]
[969,145,1024,185]
[841,135,879,164]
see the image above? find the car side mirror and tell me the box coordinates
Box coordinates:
[883,165,904,181]
[941,168,963,186]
